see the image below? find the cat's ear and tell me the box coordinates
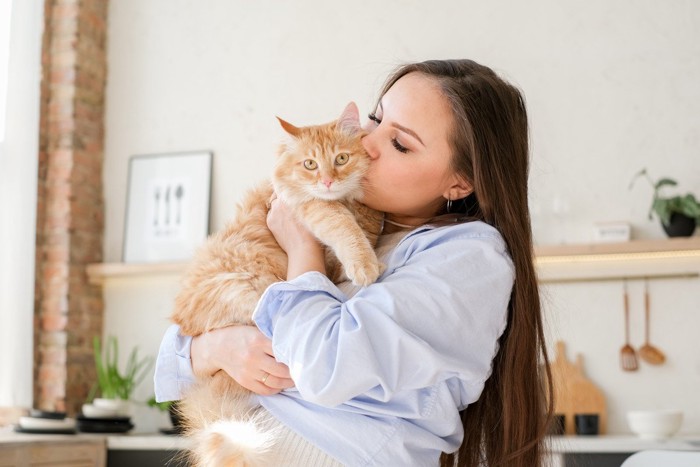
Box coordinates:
[277,117,302,138]
[337,102,361,135]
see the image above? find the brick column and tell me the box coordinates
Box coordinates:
[34,0,108,414]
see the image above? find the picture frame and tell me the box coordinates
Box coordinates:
[122,150,213,263]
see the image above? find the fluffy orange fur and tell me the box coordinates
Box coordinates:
[170,102,383,466]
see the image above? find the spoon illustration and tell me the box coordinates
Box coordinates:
[175,185,184,224]
[164,186,171,225]
[638,279,666,365]
[154,187,160,226]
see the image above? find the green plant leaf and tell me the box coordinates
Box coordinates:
[91,335,153,401]
[628,168,649,190]
[680,194,700,218]
[652,198,672,226]
[654,178,678,190]
[147,396,173,412]
[634,168,700,225]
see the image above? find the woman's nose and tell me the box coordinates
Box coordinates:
[361,132,379,160]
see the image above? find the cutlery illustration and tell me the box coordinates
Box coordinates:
[175,184,184,224]
[165,186,171,225]
[154,187,160,226]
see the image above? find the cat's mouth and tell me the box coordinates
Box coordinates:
[310,185,353,201]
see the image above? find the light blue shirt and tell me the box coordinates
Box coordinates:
[154,220,514,466]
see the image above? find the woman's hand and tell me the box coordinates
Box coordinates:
[191,325,294,396]
[266,195,326,280]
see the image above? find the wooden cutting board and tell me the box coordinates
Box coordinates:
[547,341,607,435]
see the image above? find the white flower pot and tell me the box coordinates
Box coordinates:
[93,398,130,416]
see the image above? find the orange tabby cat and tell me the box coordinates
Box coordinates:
[170,102,384,466]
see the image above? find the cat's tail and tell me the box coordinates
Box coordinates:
[179,377,281,467]
[189,409,280,467]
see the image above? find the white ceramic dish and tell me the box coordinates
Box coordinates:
[81,403,120,418]
[19,416,76,430]
[627,410,683,439]
[92,398,130,415]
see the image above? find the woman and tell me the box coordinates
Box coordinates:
[155,59,552,466]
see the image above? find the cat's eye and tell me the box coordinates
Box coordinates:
[335,153,349,165]
[303,159,318,170]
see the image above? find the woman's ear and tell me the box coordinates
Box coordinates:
[444,175,473,201]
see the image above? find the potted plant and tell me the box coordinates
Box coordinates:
[147,396,184,433]
[87,335,153,416]
[629,168,700,237]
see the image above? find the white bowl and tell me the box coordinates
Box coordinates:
[92,398,130,416]
[627,410,683,439]
[19,416,76,431]
[81,403,120,418]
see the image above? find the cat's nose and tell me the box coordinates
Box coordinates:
[322,179,333,189]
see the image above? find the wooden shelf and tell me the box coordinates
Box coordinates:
[535,237,700,284]
[86,261,187,285]
[534,236,700,259]
[87,237,700,285]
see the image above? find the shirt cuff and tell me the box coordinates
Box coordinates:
[153,324,196,402]
[252,271,345,339]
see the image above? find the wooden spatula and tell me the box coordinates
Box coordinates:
[639,279,666,365]
[620,281,638,371]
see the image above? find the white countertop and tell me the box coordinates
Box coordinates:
[105,433,191,450]
[0,431,106,446]
[96,433,700,453]
[2,429,700,453]
[548,435,700,453]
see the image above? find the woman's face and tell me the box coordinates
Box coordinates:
[361,72,470,224]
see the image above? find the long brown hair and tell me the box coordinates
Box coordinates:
[377,60,553,466]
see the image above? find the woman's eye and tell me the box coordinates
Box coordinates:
[368,113,382,125]
[304,159,318,170]
[391,138,408,154]
[335,153,349,165]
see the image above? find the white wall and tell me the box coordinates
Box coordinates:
[0,0,12,142]
[0,0,43,407]
[102,0,700,433]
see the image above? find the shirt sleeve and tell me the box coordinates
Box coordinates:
[153,324,196,402]
[252,230,514,408]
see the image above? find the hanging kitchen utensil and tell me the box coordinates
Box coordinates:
[638,279,666,365]
[620,280,638,371]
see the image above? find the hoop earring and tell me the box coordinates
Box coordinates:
[446,199,452,213]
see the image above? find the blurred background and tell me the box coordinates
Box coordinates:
[1,0,699,442]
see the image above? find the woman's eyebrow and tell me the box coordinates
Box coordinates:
[378,101,425,146]
[391,122,424,146]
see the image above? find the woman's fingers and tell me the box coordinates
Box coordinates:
[234,328,295,394]
[238,368,293,395]
[255,350,294,390]
[201,325,295,395]
[259,372,295,390]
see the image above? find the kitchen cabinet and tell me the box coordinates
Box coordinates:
[0,434,105,467]
[2,433,699,466]
[106,449,187,467]
[106,434,188,467]
[548,435,700,467]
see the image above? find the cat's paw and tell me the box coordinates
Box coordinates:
[345,259,385,286]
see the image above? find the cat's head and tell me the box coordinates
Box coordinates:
[272,102,370,203]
